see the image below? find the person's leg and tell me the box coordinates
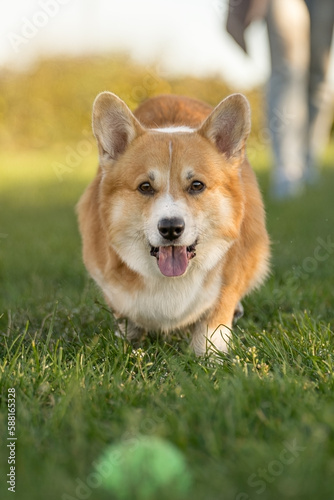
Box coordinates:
[305,0,334,182]
[266,0,310,198]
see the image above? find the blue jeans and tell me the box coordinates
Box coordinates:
[266,0,334,198]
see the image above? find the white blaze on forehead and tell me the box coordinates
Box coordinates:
[152,126,195,134]
[167,140,172,194]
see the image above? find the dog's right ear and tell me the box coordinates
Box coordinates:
[92,92,145,165]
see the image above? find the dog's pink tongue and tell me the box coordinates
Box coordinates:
[158,246,188,277]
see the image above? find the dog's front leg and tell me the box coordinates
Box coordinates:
[190,321,231,356]
[115,318,145,346]
[190,290,242,356]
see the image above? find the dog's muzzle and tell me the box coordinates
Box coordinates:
[150,217,197,277]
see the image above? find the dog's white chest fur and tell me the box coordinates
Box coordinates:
[95,266,222,332]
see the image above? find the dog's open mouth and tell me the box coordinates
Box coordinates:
[150,243,196,277]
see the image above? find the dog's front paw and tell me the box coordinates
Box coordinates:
[190,323,230,358]
[115,319,145,346]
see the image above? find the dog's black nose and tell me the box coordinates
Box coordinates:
[158,217,185,241]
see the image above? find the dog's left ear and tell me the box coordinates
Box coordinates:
[92,91,145,165]
[198,93,251,159]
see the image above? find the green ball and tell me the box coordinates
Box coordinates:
[95,436,192,500]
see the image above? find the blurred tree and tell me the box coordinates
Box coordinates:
[0,54,264,150]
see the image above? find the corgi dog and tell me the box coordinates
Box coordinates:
[77,92,270,355]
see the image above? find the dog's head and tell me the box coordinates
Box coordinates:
[93,92,250,278]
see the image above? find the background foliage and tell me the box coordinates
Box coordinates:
[0,54,264,149]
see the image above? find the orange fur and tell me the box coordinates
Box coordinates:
[77,93,270,355]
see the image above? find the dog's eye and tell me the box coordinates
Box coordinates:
[189,180,206,194]
[138,182,155,195]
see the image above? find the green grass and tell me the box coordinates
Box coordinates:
[1,143,334,500]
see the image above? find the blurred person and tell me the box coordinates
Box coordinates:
[226,0,334,199]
